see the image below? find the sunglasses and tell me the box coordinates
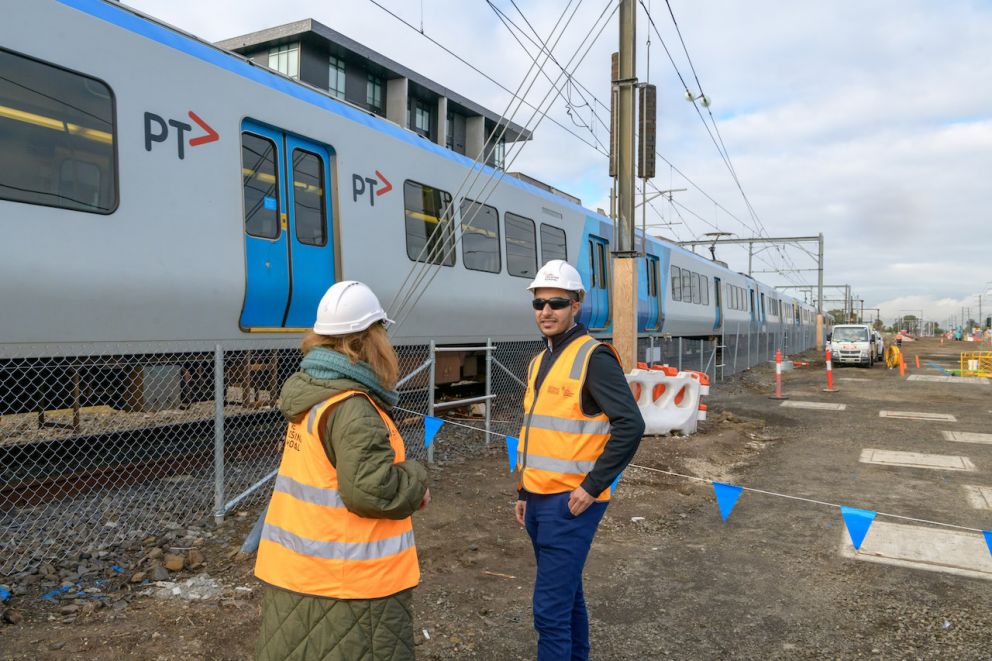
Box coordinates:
[532,297,575,311]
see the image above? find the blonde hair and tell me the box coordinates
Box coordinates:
[300,323,399,390]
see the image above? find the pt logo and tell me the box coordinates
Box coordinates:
[352,170,393,205]
[144,110,219,159]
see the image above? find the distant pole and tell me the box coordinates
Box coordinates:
[748,241,754,277]
[611,0,638,370]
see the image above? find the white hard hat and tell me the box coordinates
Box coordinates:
[526,259,585,294]
[313,281,394,336]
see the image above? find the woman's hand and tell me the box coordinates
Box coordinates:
[417,487,431,511]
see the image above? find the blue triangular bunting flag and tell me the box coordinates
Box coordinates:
[506,436,519,472]
[984,531,992,558]
[712,482,744,521]
[423,416,443,448]
[610,471,623,493]
[840,506,876,550]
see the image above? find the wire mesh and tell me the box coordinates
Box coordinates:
[1,327,817,575]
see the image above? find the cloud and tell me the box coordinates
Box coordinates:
[125,0,992,324]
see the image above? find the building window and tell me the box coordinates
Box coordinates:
[366,74,382,109]
[404,180,454,266]
[540,224,567,263]
[0,48,118,214]
[492,137,505,170]
[328,56,345,100]
[268,43,300,79]
[505,212,537,278]
[460,198,500,273]
[411,99,432,137]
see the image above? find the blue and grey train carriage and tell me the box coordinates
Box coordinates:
[0,0,816,407]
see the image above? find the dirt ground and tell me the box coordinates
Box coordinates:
[3,337,992,659]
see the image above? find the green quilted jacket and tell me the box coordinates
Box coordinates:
[256,371,428,661]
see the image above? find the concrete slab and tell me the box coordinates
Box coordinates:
[879,410,957,422]
[963,485,992,510]
[780,401,847,411]
[942,431,992,445]
[859,448,976,471]
[840,521,992,581]
[907,374,990,385]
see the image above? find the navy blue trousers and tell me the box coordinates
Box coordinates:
[524,491,608,661]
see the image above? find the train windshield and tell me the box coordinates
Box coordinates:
[833,327,869,342]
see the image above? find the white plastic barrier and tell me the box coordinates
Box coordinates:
[626,368,704,436]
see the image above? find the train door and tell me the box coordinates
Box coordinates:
[239,121,335,329]
[713,276,723,331]
[586,235,610,329]
[644,254,661,330]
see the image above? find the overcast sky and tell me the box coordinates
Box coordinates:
[127,0,992,328]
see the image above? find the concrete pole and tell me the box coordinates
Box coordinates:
[747,241,753,277]
[815,232,824,349]
[611,0,638,370]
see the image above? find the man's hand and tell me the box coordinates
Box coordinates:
[514,499,526,526]
[417,487,431,512]
[567,486,595,516]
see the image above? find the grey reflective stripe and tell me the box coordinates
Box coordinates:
[307,406,319,435]
[273,474,345,509]
[261,523,415,561]
[520,452,595,475]
[527,414,611,435]
[569,339,599,380]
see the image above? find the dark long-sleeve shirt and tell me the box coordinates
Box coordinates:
[521,323,646,499]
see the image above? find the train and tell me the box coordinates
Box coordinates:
[1,0,817,410]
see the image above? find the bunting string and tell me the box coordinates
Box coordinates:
[393,404,991,554]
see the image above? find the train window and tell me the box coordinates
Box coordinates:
[404,180,455,266]
[292,149,326,246]
[690,272,700,304]
[647,259,658,297]
[670,266,682,301]
[241,133,280,239]
[0,48,117,213]
[596,240,610,289]
[750,290,755,313]
[700,276,709,305]
[505,212,537,277]
[681,269,692,302]
[588,241,597,288]
[540,223,567,263]
[460,198,500,273]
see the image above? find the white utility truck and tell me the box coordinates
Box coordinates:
[828,324,877,367]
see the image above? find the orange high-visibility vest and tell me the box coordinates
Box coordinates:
[518,335,615,502]
[254,391,419,599]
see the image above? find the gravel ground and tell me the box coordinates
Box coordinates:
[2,337,991,659]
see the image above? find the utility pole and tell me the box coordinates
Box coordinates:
[610,0,638,370]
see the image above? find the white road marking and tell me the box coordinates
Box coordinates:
[839,377,871,382]
[859,449,976,471]
[907,375,989,385]
[942,431,992,445]
[963,485,992,510]
[839,521,992,581]
[879,410,957,422]
[780,401,847,411]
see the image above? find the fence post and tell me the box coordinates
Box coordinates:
[485,338,493,442]
[678,337,683,371]
[427,340,436,464]
[213,344,226,525]
[699,339,704,372]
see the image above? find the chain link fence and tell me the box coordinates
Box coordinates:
[1,327,816,575]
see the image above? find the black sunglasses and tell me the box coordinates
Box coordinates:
[532,297,575,311]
